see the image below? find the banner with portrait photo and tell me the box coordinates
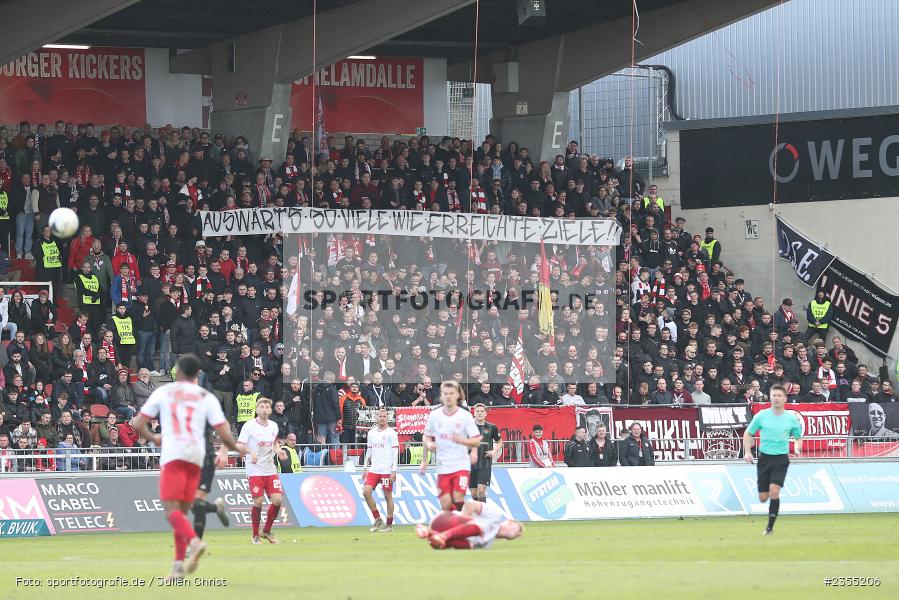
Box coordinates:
[575,406,614,440]
[816,258,899,356]
[848,401,899,440]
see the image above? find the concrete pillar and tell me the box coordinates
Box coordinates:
[490,92,570,164]
[205,28,292,161]
[488,38,570,162]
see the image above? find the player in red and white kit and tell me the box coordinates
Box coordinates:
[237,397,288,544]
[132,354,244,581]
[414,500,523,549]
[420,380,481,511]
[362,407,399,532]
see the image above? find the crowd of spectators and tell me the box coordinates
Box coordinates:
[0,117,894,472]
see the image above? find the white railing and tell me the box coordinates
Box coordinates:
[10,280,56,302]
[1,436,893,474]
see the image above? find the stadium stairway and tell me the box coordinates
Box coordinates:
[7,258,168,386]
[9,258,76,330]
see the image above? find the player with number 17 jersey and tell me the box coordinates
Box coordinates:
[141,381,227,470]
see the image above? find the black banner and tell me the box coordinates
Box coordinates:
[816,258,899,356]
[696,404,750,460]
[848,401,899,439]
[697,405,751,431]
[775,216,835,286]
[680,113,899,208]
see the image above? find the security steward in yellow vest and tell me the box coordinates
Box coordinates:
[74,260,103,334]
[235,380,261,431]
[108,302,137,368]
[34,226,62,284]
[805,290,833,343]
[0,190,10,256]
[276,435,302,473]
[641,185,665,211]
[699,226,721,265]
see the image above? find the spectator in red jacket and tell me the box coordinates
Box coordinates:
[67,225,94,274]
[111,240,140,283]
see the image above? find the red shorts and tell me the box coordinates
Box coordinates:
[364,471,393,492]
[159,460,201,504]
[430,511,469,532]
[436,470,470,498]
[249,474,283,499]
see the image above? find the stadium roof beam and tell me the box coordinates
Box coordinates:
[0,0,140,67]
[169,0,476,83]
[448,0,782,87]
[479,0,782,162]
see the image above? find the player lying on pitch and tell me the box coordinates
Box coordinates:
[415,500,523,549]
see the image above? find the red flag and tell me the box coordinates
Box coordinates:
[315,94,328,157]
[507,325,526,404]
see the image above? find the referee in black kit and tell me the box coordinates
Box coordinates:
[469,403,503,502]
[192,424,232,538]
[743,384,803,536]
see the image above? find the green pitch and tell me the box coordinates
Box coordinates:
[3,514,897,599]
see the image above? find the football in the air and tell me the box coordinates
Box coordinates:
[48,207,80,239]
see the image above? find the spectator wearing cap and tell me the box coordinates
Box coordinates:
[774,298,796,334]
[828,336,857,365]
[100,426,129,471]
[131,368,158,410]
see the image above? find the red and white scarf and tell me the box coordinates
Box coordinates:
[120,275,137,303]
[651,279,667,301]
[102,340,117,365]
[74,164,91,188]
[471,187,487,213]
[195,277,212,298]
[412,189,426,209]
[255,183,272,207]
[447,188,460,211]
[113,182,131,198]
